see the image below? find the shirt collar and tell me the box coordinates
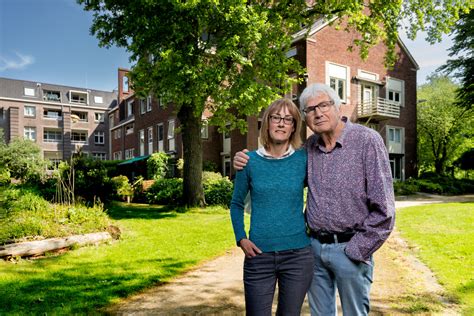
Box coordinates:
[314,116,349,150]
[257,144,295,159]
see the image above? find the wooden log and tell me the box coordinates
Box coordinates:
[0,232,112,258]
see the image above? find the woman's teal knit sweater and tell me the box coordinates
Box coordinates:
[230,149,309,252]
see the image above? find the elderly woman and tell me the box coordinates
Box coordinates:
[230,98,313,316]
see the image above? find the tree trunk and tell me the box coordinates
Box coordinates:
[178,104,205,207]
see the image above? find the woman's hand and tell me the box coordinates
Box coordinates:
[239,238,262,257]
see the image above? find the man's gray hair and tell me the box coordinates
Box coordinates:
[299,83,342,111]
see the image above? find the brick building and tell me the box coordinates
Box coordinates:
[111,19,419,180]
[0,77,117,162]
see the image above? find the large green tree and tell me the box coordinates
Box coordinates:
[439,9,474,109]
[418,75,474,175]
[79,0,471,206]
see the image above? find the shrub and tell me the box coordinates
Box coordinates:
[0,168,10,186]
[203,172,233,206]
[111,175,134,201]
[147,152,169,180]
[0,186,110,244]
[203,160,218,172]
[146,178,183,205]
[393,179,419,196]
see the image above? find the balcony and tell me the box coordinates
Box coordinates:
[357,97,400,120]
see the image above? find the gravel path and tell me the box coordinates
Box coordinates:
[108,194,473,315]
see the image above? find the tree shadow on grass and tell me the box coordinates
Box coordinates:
[105,202,180,220]
[0,256,196,315]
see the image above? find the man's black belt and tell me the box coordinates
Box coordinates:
[308,230,355,244]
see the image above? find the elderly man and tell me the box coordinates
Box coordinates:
[233,83,395,315]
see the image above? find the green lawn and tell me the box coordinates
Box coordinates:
[0,202,237,314]
[397,202,474,315]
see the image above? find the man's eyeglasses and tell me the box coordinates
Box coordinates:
[302,100,334,115]
[269,115,294,125]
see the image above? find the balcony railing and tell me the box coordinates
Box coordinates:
[357,97,400,120]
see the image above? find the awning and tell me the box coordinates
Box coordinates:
[117,155,150,166]
[353,76,385,86]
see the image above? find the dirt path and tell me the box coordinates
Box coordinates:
[108,194,473,315]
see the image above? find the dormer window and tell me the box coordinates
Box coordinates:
[69,90,88,104]
[24,87,35,97]
[43,90,61,102]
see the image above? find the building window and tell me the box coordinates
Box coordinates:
[125,124,134,135]
[109,114,114,128]
[44,130,62,143]
[140,99,146,114]
[388,127,402,143]
[24,105,36,117]
[95,112,104,123]
[71,131,88,143]
[24,87,35,97]
[157,123,164,152]
[94,96,103,104]
[71,111,88,122]
[139,129,145,156]
[223,155,231,177]
[127,100,134,117]
[168,119,175,152]
[114,129,122,139]
[43,109,62,119]
[125,148,135,159]
[147,95,152,112]
[113,151,122,160]
[330,77,346,101]
[386,78,405,106]
[43,90,61,102]
[201,120,209,139]
[69,91,88,104]
[94,131,105,144]
[123,76,129,92]
[326,62,350,102]
[24,127,36,141]
[92,152,107,160]
[389,154,404,180]
[147,127,153,154]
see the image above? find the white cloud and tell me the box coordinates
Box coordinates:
[0,52,35,71]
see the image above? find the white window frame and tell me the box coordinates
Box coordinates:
[125,123,134,135]
[168,119,175,152]
[92,152,107,160]
[325,62,351,103]
[43,109,62,120]
[94,96,104,104]
[24,87,35,97]
[147,95,152,112]
[43,129,62,143]
[125,148,135,159]
[147,127,153,154]
[69,90,88,105]
[95,112,104,123]
[139,129,145,156]
[94,131,105,144]
[140,99,146,114]
[24,126,36,141]
[24,105,36,117]
[71,130,88,144]
[127,99,134,117]
[386,77,405,107]
[113,151,122,160]
[157,123,164,152]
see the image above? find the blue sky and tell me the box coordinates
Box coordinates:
[1,0,452,92]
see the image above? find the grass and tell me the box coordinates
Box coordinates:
[397,202,474,315]
[0,202,236,314]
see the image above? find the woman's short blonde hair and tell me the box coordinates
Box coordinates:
[259,98,303,149]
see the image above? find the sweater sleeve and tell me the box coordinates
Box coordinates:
[229,164,250,245]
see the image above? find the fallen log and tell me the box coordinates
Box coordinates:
[0,232,112,258]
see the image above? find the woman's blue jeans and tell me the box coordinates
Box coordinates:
[307,238,373,316]
[243,246,314,316]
